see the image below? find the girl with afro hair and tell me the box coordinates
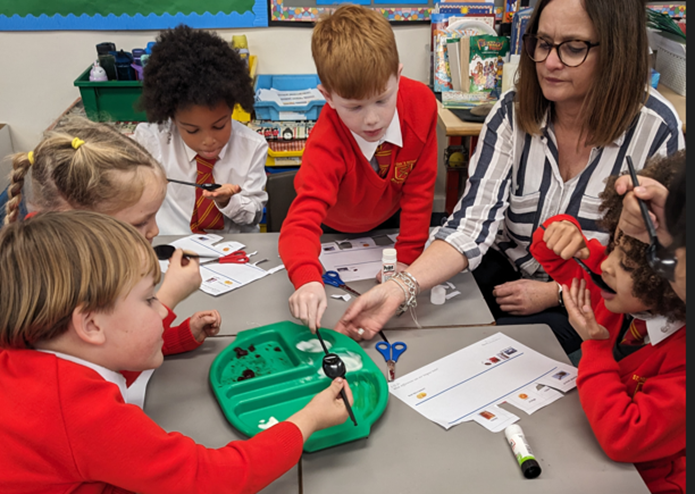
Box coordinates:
[529,151,686,494]
[134,25,268,235]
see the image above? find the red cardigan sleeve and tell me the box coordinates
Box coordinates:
[529,214,606,287]
[577,333,686,463]
[278,137,345,289]
[395,100,437,265]
[161,306,202,356]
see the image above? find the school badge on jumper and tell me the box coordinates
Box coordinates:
[391,160,416,183]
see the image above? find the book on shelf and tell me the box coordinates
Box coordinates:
[441,91,498,109]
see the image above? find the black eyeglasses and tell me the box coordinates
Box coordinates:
[523,34,600,67]
[625,156,678,282]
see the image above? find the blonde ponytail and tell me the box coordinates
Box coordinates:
[4,153,33,225]
[18,117,164,216]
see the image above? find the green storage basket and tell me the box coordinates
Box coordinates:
[209,321,389,452]
[73,66,146,122]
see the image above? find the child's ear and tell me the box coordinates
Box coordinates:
[70,306,107,346]
[317,84,335,109]
[397,63,403,81]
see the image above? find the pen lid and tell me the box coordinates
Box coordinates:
[520,459,541,479]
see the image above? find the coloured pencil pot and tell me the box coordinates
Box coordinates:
[209,321,389,452]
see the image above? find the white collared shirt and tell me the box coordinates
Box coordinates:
[134,120,269,235]
[351,109,403,172]
[36,349,154,408]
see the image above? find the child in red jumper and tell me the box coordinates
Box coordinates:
[4,117,219,393]
[530,153,686,494]
[278,4,438,331]
[0,211,353,493]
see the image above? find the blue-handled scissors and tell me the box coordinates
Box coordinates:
[322,270,361,297]
[376,341,407,382]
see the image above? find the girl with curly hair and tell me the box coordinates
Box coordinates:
[529,151,686,494]
[134,25,268,235]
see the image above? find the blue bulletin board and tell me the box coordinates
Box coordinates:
[0,0,269,30]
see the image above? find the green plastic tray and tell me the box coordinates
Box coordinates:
[73,66,146,122]
[209,321,388,452]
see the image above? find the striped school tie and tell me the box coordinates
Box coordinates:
[190,154,225,234]
[374,142,394,178]
[621,318,649,346]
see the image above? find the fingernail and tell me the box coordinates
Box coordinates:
[336,377,344,384]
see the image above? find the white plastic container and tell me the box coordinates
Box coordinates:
[430,285,446,305]
[381,248,397,283]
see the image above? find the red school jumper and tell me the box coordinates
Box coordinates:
[0,349,303,493]
[278,76,438,289]
[530,215,686,494]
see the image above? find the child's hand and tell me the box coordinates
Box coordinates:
[543,220,590,260]
[190,310,222,343]
[289,281,327,333]
[202,184,242,208]
[375,261,409,283]
[156,249,203,310]
[286,378,353,441]
[563,278,609,341]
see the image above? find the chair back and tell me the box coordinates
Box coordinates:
[265,169,298,233]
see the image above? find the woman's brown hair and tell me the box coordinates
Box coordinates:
[516,0,649,147]
[4,116,164,225]
[0,211,161,349]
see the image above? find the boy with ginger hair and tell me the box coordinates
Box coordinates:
[279,4,438,331]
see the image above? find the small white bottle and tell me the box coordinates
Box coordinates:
[381,248,397,283]
[501,54,521,94]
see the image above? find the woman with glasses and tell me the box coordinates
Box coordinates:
[335,0,684,355]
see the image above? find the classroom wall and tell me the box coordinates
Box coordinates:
[0,25,430,152]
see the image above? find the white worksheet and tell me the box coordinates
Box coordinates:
[319,234,398,282]
[157,235,280,297]
[389,332,577,430]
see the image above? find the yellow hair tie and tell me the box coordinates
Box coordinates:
[27,151,35,165]
[71,137,85,150]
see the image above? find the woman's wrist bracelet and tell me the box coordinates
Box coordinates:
[390,271,420,314]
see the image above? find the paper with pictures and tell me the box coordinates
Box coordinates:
[471,404,520,433]
[157,235,278,297]
[319,234,398,282]
[388,332,577,430]
[198,262,269,296]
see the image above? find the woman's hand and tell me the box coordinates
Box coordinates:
[189,310,222,343]
[493,279,559,316]
[289,281,327,333]
[614,174,672,247]
[543,220,589,259]
[156,249,202,310]
[203,184,242,209]
[334,281,404,341]
[563,278,609,340]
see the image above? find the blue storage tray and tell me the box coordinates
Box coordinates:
[254,74,325,121]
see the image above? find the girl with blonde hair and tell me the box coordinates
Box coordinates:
[4,117,219,389]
